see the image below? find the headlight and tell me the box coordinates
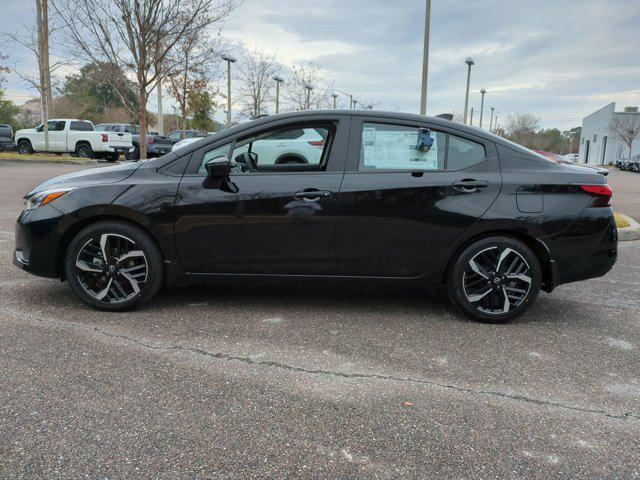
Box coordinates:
[23,187,75,211]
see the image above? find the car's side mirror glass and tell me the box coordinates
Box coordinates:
[205,156,232,179]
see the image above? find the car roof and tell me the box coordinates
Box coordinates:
[226,110,519,148]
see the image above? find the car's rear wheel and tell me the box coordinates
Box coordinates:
[76,143,93,159]
[447,236,541,323]
[64,221,163,311]
[105,152,119,162]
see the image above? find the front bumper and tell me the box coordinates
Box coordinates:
[13,204,71,278]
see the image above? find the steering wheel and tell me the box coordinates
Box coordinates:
[238,151,258,172]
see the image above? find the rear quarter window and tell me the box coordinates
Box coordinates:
[70,121,94,131]
[446,135,486,170]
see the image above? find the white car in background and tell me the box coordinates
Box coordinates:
[564,153,579,163]
[172,127,327,166]
[171,137,202,152]
[14,119,133,161]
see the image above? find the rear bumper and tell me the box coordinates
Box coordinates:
[13,204,70,278]
[96,145,134,154]
[0,141,14,151]
[147,144,173,156]
[547,207,618,286]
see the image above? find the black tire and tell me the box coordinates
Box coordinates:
[125,145,140,161]
[105,152,119,162]
[76,143,93,159]
[447,236,541,323]
[17,140,33,155]
[64,221,163,311]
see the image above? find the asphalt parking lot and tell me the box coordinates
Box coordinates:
[0,161,638,479]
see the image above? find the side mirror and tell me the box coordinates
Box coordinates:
[205,156,231,179]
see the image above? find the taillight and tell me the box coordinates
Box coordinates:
[308,140,325,147]
[149,136,154,144]
[101,133,108,142]
[579,184,612,207]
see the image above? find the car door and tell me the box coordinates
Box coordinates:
[173,115,350,275]
[335,116,501,277]
[49,120,66,151]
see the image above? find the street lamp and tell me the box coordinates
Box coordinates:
[331,92,338,109]
[463,57,475,124]
[304,83,313,110]
[489,107,495,132]
[333,89,354,109]
[221,55,237,127]
[419,0,431,115]
[479,88,486,128]
[353,99,359,109]
[272,75,284,114]
[367,104,373,110]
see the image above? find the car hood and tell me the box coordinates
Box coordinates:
[16,128,37,135]
[26,161,142,196]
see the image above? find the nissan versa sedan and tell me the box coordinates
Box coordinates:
[13,111,617,322]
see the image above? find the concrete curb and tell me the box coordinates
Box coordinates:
[0,158,98,166]
[617,213,640,242]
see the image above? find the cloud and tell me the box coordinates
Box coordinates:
[2,0,639,129]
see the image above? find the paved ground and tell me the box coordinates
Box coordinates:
[0,162,638,479]
[606,168,640,221]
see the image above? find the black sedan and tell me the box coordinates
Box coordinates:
[13,111,617,322]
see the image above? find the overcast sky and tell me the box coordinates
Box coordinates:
[2,0,639,130]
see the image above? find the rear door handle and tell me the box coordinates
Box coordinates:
[452,179,489,192]
[294,189,332,201]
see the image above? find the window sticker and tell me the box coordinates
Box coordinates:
[363,126,439,170]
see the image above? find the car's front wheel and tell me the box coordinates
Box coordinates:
[447,236,541,323]
[64,221,163,311]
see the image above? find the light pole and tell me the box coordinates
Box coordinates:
[489,107,495,133]
[304,84,313,110]
[367,105,373,110]
[353,99,358,109]
[469,107,474,126]
[419,0,431,115]
[272,75,284,114]
[221,55,236,127]
[333,89,354,108]
[331,93,338,109]
[463,57,475,124]
[479,88,486,128]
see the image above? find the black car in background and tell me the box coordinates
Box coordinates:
[167,129,208,143]
[95,123,173,160]
[13,111,617,322]
[0,124,14,151]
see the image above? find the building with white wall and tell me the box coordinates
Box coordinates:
[579,103,640,165]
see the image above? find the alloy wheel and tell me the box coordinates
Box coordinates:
[462,246,532,315]
[75,233,148,303]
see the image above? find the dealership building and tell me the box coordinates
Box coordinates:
[579,103,640,165]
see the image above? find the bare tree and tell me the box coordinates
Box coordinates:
[235,46,280,118]
[504,112,540,147]
[53,0,236,158]
[166,30,224,136]
[2,1,67,149]
[285,62,331,111]
[609,114,640,158]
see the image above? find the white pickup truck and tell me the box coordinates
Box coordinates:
[15,119,133,161]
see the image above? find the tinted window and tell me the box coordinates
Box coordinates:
[95,124,108,131]
[124,125,140,135]
[169,131,182,141]
[70,121,94,131]
[0,125,12,137]
[231,126,329,172]
[447,135,486,170]
[359,122,446,171]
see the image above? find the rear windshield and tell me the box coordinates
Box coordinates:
[70,121,94,131]
[0,125,12,137]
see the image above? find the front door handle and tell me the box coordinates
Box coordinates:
[452,179,489,192]
[294,189,332,201]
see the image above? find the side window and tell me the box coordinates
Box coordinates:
[70,121,94,131]
[198,143,232,174]
[359,122,446,171]
[54,121,66,131]
[447,135,486,171]
[230,125,330,172]
[169,131,181,142]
